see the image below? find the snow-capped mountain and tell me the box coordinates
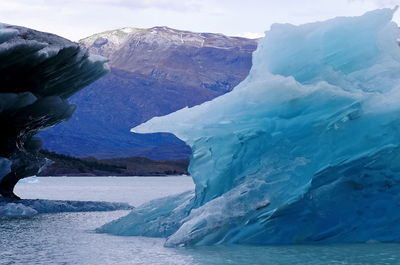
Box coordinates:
[81,26,256,56]
[40,26,258,159]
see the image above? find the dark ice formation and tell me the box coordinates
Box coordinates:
[0,23,108,199]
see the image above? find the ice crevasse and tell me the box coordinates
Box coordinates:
[99,8,400,246]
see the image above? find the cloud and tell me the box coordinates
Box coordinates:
[0,0,208,40]
[348,0,400,7]
[235,32,264,39]
[42,0,204,12]
[2,0,397,42]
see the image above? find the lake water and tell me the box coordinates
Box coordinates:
[1,176,400,265]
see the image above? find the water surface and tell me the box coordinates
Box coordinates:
[1,176,399,265]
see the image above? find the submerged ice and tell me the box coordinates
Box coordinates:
[0,199,132,217]
[100,8,400,246]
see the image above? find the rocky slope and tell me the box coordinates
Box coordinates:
[39,26,258,159]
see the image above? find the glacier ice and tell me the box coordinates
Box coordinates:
[98,191,194,237]
[100,8,400,246]
[0,202,38,217]
[0,158,11,182]
[0,23,108,198]
[0,199,132,217]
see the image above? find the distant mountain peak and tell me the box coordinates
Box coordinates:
[80,26,257,59]
[41,27,258,160]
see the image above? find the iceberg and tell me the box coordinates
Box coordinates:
[100,8,400,246]
[0,158,11,182]
[98,191,194,237]
[0,198,132,217]
[0,23,108,198]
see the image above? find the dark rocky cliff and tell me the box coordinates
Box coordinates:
[39,27,258,159]
[0,23,108,198]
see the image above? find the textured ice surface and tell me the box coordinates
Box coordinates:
[97,191,194,237]
[0,202,38,216]
[102,8,400,246]
[0,22,108,198]
[0,158,11,181]
[0,199,132,217]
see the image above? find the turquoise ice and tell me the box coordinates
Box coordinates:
[99,8,400,246]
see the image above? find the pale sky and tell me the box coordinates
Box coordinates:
[0,0,400,41]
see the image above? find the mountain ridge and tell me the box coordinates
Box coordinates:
[39,26,258,159]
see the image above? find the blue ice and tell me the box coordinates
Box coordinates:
[99,8,400,246]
